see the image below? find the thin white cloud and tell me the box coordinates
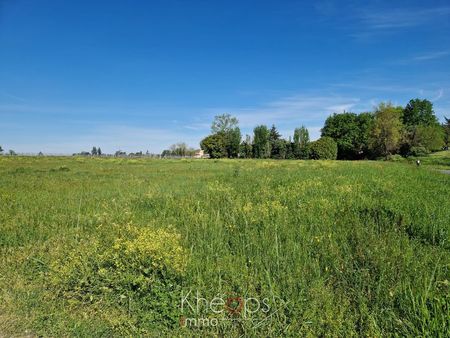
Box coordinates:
[433,89,444,101]
[6,125,202,155]
[413,51,450,61]
[0,91,26,102]
[359,6,450,30]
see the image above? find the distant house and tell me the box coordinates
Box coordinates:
[194,149,208,158]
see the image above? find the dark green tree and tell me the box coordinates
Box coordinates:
[403,99,439,127]
[322,112,373,159]
[285,137,295,159]
[252,125,271,158]
[240,135,253,158]
[443,117,450,148]
[271,139,287,159]
[226,127,241,158]
[269,125,282,158]
[209,114,241,158]
[91,146,98,156]
[200,133,227,158]
[97,147,102,156]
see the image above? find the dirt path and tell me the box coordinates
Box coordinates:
[439,170,450,175]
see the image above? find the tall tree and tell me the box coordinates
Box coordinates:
[210,114,241,158]
[0,145,3,154]
[91,146,97,156]
[322,112,373,159]
[369,103,404,157]
[200,134,227,158]
[443,117,450,148]
[97,147,102,156]
[411,125,445,152]
[403,99,439,127]
[293,126,310,159]
[269,125,282,158]
[240,135,253,158]
[253,125,271,158]
[211,113,239,134]
[285,137,295,159]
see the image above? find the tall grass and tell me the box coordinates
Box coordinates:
[0,156,448,336]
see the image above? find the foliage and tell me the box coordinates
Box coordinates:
[369,103,404,157]
[200,133,226,158]
[412,125,445,152]
[239,135,253,158]
[202,114,241,158]
[403,98,439,127]
[322,112,374,159]
[293,126,310,159]
[443,117,450,147]
[252,125,271,158]
[309,136,338,159]
[224,127,241,158]
[385,154,405,162]
[409,146,430,157]
[270,139,287,159]
[48,225,187,333]
[211,113,239,134]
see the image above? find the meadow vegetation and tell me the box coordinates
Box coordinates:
[0,155,449,336]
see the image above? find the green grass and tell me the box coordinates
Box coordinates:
[0,156,449,337]
[414,150,450,169]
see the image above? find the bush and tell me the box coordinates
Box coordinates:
[309,137,338,160]
[409,146,430,157]
[385,154,405,162]
[48,225,188,332]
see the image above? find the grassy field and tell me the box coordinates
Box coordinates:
[0,156,449,337]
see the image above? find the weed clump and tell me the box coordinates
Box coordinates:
[48,225,188,333]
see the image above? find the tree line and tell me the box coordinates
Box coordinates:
[200,98,450,160]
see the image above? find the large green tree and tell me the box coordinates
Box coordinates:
[269,125,283,158]
[200,134,226,158]
[322,112,374,159]
[403,99,439,127]
[444,117,450,148]
[411,125,445,152]
[209,114,241,158]
[401,99,443,154]
[253,125,271,158]
[369,103,404,157]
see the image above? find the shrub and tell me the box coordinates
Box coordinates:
[409,146,430,157]
[385,154,405,162]
[309,137,338,160]
[48,225,188,332]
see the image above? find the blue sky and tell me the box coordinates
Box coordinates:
[1,0,450,154]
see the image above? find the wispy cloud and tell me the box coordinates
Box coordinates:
[349,5,450,40]
[203,93,365,140]
[413,51,450,61]
[0,91,26,102]
[359,6,450,30]
[4,125,203,155]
